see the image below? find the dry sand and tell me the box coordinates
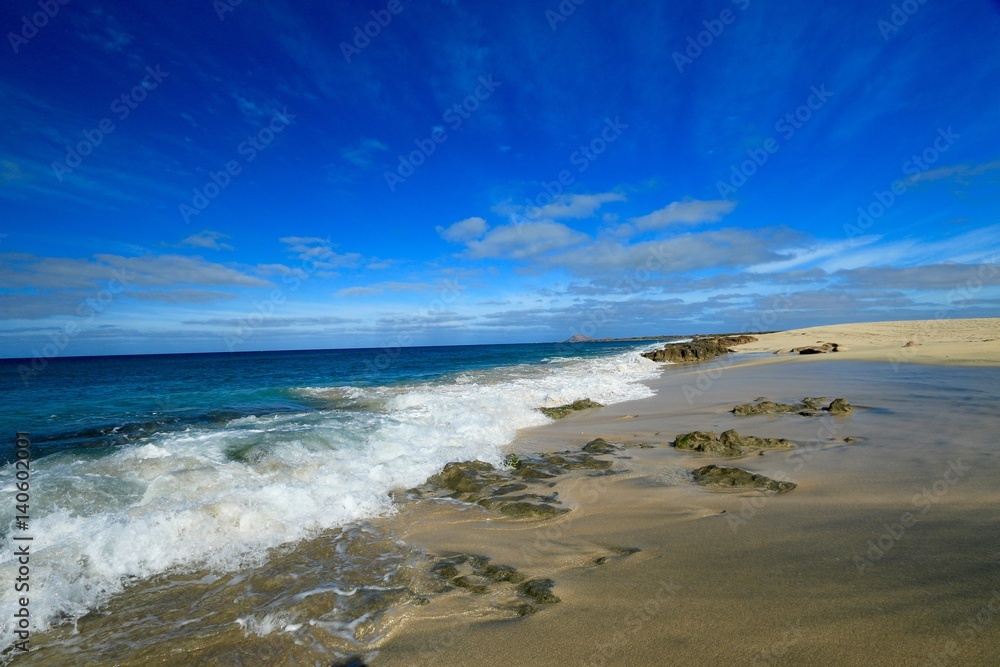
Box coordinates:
[370,319,1000,666]
[732,317,1000,366]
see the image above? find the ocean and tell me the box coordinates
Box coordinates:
[0,340,673,661]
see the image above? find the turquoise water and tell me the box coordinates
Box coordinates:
[0,340,673,645]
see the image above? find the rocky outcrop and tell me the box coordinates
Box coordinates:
[673,429,795,456]
[517,578,561,604]
[642,335,758,363]
[564,334,595,343]
[827,398,852,415]
[414,439,623,520]
[734,397,853,416]
[539,398,603,418]
[691,465,796,492]
[731,397,852,417]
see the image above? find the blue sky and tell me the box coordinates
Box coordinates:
[1,0,999,358]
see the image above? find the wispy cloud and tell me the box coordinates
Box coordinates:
[180,230,234,251]
[340,138,390,168]
[335,281,436,297]
[437,217,489,243]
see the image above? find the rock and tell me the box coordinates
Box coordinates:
[732,400,805,416]
[641,335,758,363]
[903,340,921,347]
[791,342,839,354]
[518,579,561,604]
[492,483,529,496]
[513,463,559,479]
[432,562,461,579]
[419,438,628,521]
[479,498,568,520]
[452,575,490,594]
[691,465,796,492]
[827,398,852,415]
[426,461,502,497]
[732,396,850,418]
[505,602,538,617]
[539,398,604,419]
[480,563,525,583]
[673,429,795,456]
[581,438,618,455]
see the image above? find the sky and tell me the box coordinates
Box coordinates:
[1,0,999,358]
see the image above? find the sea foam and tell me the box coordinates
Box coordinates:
[0,346,660,646]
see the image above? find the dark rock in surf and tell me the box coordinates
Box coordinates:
[691,465,796,492]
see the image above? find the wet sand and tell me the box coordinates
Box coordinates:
[13,320,999,665]
[371,324,1000,666]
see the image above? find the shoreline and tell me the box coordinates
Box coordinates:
[369,320,1000,666]
[11,319,999,665]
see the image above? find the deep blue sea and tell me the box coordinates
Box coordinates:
[0,340,673,646]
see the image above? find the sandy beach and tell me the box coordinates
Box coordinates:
[732,318,1000,366]
[10,319,999,666]
[369,318,1000,666]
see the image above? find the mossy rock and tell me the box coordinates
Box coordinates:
[518,578,561,604]
[539,398,604,419]
[691,465,796,493]
[581,438,618,455]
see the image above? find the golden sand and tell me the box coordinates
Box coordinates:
[372,320,1000,666]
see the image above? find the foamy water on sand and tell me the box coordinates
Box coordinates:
[0,342,664,660]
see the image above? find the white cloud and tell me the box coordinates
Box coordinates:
[627,199,737,233]
[335,286,381,297]
[180,230,234,251]
[466,221,589,259]
[335,281,435,297]
[0,252,271,290]
[542,228,796,276]
[531,192,626,220]
[279,236,363,274]
[902,159,1000,186]
[124,290,237,303]
[437,217,489,243]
